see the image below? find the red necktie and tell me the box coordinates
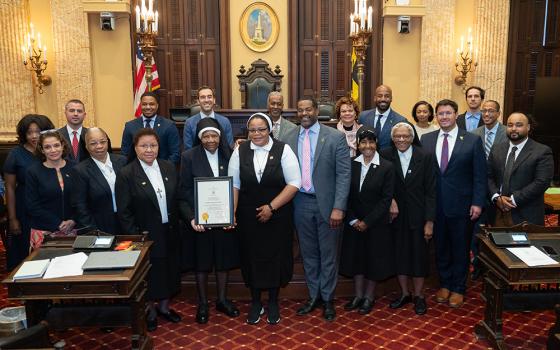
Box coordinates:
[72,131,79,158]
[440,133,449,173]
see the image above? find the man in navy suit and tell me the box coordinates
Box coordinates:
[358,85,407,150]
[183,86,234,150]
[420,99,486,308]
[121,92,181,164]
[58,99,89,164]
[457,86,485,131]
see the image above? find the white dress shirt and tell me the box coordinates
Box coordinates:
[349,152,380,226]
[491,137,530,205]
[229,137,301,190]
[204,149,220,177]
[201,111,216,119]
[435,125,459,167]
[66,125,83,139]
[398,146,413,178]
[374,107,392,130]
[139,159,168,223]
[92,156,117,212]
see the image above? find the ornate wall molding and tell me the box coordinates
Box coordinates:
[419,0,455,104]
[0,0,35,141]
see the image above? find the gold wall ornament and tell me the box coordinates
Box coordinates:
[239,2,279,53]
[135,0,159,91]
[454,27,478,89]
[22,23,51,94]
[349,0,373,111]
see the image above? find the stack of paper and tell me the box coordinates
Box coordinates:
[507,246,559,267]
[13,259,50,280]
[43,252,88,279]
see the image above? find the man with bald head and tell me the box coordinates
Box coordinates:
[487,112,553,226]
[268,91,297,142]
[358,85,407,150]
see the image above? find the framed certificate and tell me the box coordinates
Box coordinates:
[194,176,234,227]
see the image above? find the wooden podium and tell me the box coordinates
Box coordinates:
[2,236,153,350]
[475,223,560,349]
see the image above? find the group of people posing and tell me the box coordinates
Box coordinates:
[3,84,553,331]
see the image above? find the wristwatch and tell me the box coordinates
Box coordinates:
[267,203,276,213]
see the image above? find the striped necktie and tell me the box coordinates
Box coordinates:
[484,131,493,158]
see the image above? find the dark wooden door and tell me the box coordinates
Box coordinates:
[133,0,230,117]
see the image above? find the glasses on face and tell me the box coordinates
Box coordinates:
[481,109,497,114]
[88,139,108,147]
[393,134,412,141]
[247,127,269,134]
[437,111,454,117]
[137,143,159,150]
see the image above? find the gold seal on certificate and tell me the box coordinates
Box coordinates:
[194,176,234,227]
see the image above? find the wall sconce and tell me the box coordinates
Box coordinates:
[349,0,373,111]
[454,27,478,89]
[135,0,159,91]
[22,23,51,94]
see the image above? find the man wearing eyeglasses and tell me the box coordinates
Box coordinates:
[420,99,486,309]
[58,99,89,164]
[471,100,507,159]
[121,91,181,164]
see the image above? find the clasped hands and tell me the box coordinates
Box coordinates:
[495,195,516,212]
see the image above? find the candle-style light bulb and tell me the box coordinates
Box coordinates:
[43,46,47,62]
[136,6,141,31]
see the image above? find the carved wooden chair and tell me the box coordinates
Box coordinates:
[237,59,283,109]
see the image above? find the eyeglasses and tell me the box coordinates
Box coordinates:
[392,135,412,140]
[437,111,455,117]
[247,127,269,134]
[481,109,497,114]
[88,139,108,147]
[137,143,158,150]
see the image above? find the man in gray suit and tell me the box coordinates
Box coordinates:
[488,112,554,226]
[358,85,407,150]
[284,97,351,321]
[268,91,297,142]
[471,100,507,159]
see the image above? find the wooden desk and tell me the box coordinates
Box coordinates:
[2,236,153,350]
[475,223,560,349]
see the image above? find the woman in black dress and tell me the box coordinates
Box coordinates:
[26,130,76,248]
[4,115,54,269]
[178,118,239,324]
[339,126,395,315]
[228,113,301,325]
[380,122,436,315]
[71,127,127,234]
[116,128,181,332]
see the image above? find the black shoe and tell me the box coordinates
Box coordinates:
[358,298,374,315]
[389,294,413,309]
[296,298,323,315]
[323,301,336,321]
[146,315,158,332]
[344,297,364,311]
[267,302,281,325]
[100,327,113,333]
[414,296,427,315]
[157,308,181,323]
[246,302,264,325]
[196,304,209,324]
[216,300,240,318]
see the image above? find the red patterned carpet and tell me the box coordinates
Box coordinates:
[1,217,558,349]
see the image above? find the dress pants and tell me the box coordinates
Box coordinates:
[434,206,472,295]
[294,193,340,301]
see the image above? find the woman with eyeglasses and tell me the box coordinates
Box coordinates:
[381,122,436,315]
[3,115,55,269]
[339,125,395,315]
[71,128,126,234]
[115,128,181,332]
[412,101,438,139]
[25,129,76,245]
[228,113,301,325]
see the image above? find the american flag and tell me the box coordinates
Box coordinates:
[133,42,160,117]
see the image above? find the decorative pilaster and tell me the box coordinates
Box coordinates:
[419,0,455,103]
[0,0,35,141]
[51,0,95,126]
[472,0,509,113]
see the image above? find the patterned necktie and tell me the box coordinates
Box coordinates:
[501,146,518,196]
[301,129,312,191]
[72,131,79,158]
[484,131,493,159]
[272,122,280,139]
[440,133,449,173]
[144,118,152,129]
[375,114,383,136]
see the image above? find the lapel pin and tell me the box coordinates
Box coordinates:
[408,169,412,174]
[373,165,377,169]
[157,124,161,128]
[165,177,168,181]
[269,156,274,160]
[219,166,223,170]
[460,136,464,140]
[141,182,146,186]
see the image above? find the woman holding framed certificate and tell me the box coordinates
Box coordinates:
[178,118,240,324]
[228,113,301,325]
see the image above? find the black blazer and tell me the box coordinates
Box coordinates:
[487,138,554,225]
[116,159,179,257]
[58,126,89,163]
[177,145,229,223]
[457,113,484,130]
[346,155,395,228]
[380,146,437,230]
[71,154,127,234]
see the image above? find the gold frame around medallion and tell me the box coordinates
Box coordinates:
[239,2,279,53]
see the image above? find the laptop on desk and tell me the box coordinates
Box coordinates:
[82,251,141,270]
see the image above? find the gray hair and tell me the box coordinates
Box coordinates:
[391,122,415,139]
[84,127,109,142]
[268,91,283,101]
